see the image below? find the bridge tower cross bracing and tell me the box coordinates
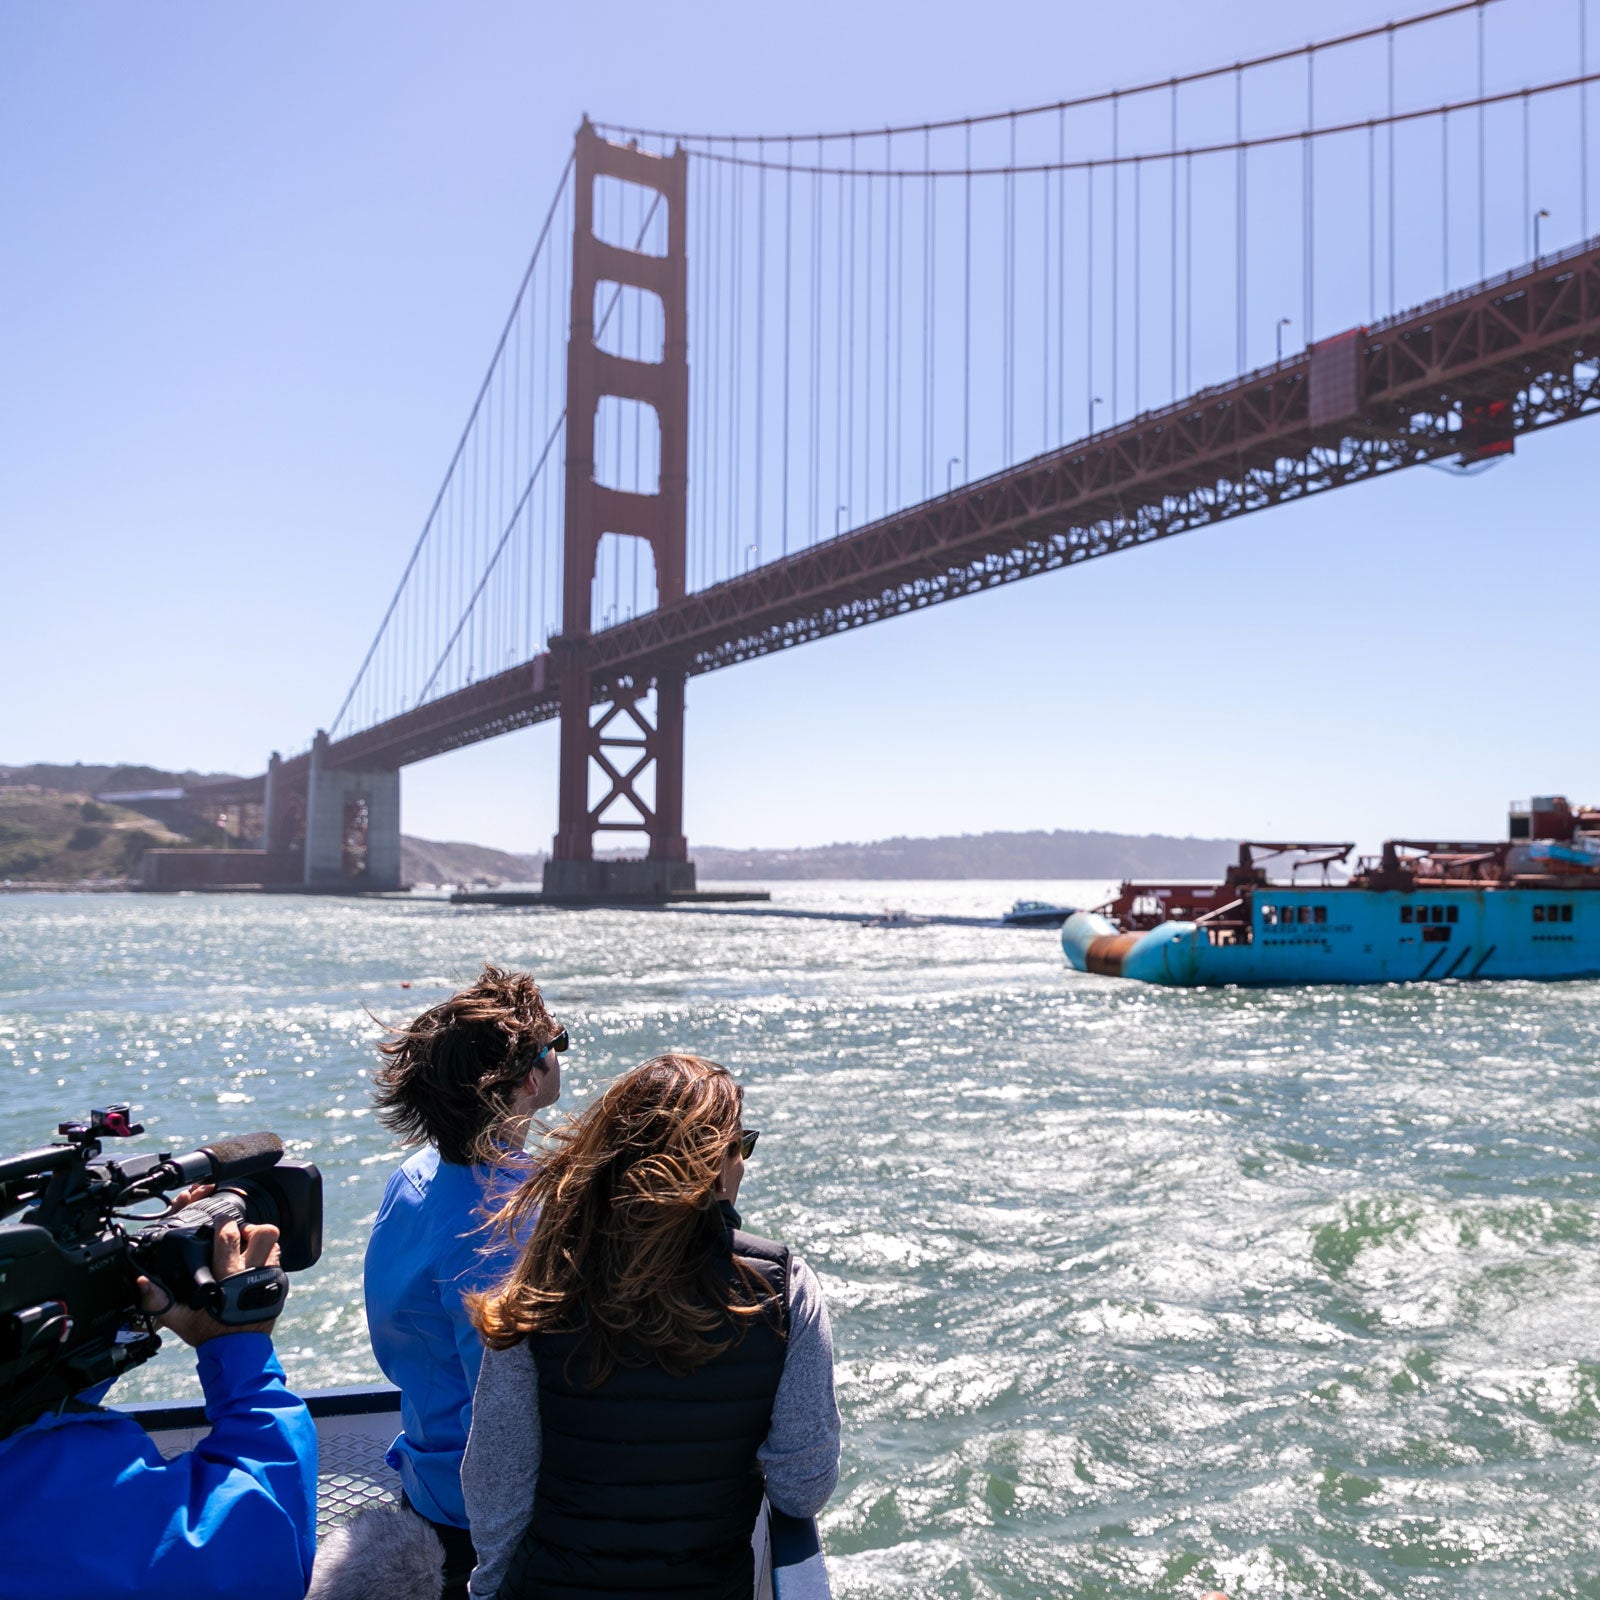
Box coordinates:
[545,119,695,902]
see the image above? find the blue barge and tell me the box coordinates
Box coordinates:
[1063,796,1600,987]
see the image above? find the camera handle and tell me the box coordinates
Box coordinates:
[208,1264,289,1327]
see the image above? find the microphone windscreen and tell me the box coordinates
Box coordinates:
[203,1131,284,1183]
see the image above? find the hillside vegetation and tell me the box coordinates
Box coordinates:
[0,792,184,883]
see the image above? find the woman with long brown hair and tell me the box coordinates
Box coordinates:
[460,1054,840,1599]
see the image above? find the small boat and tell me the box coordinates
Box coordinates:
[1000,898,1077,928]
[129,1383,831,1598]
[1062,795,1600,987]
[861,907,923,928]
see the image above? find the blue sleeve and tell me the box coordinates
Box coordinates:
[0,1334,317,1600]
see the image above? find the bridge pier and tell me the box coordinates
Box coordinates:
[303,730,402,890]
[544,119,695,903]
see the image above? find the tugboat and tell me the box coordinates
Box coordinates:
[1062,796,1600,986]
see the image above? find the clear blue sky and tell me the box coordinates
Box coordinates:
[2,0,1594,855]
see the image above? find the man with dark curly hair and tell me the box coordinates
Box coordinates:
[362,965,566,1600]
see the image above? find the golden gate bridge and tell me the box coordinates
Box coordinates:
[167,0,1600,898]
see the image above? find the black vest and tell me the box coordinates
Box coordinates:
[498,1210,790,1600]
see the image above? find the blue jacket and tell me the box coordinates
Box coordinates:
[364,1146,523,1529]
[0,1333,317,1600]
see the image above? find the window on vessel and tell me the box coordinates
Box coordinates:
[1446,904,1458,924]
[1401,905,1414,924]
[1432,905,1446,924]
[1314,905,1328,925]
[1563,904,1574,922]
[1534,904,1546,922]
[1423,925,1451,943]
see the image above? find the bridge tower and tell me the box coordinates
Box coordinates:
[544,120,694,902]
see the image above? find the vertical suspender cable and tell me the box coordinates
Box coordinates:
[1368,122,1377,323]
[1441,109,1450,292]
[884,131,894,512]
[863,164,873,519]
[1582,0,1591,237]
[930,146,937,495]
[709,156,722,581]
[542,187,555,633]
[1477,2,1487,276]
[1042,164,1050,447]
[1305,46,1315,343]
[1169,81,1178,404]
[508,288,518,660]
[1523,92,1532,256]
[894,141,903,507]
[693,158,707,588]
[755,136,767,565]
[963,120,972,480]
[1111,92,1120,417]
[1057,105,1065,442]
[469,355,481,673]
[782,140,793,556]
[1086,160,1094,432]
[1388,26,1396,311]
[730,144,743,578]
[1235,66,1246,371]
[1184,152,1192,393]
[1006,112,1016,461]
[847,133,857,528]
[835,162,845,532]
[923,126,932,497]
[1133,156,1141,416]
[810,142,822,547]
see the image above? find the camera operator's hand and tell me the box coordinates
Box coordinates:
[137,1218,283,1346]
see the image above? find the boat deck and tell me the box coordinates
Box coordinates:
[127,1383,830,1598]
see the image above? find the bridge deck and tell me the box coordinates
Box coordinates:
[231,236,1598,794]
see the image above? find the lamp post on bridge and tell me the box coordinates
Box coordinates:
[1276,317,1292,364]
[946,457,961,492]
[836,505,849,536]
[1535,207,1550,259]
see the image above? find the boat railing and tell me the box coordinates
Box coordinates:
[127,1382,831,1599]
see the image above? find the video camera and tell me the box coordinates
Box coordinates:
[0,1104,322,1440]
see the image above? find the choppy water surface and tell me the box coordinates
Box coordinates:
[4,886,1600,1598]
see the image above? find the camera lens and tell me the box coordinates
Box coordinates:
[164,1184,277,1235]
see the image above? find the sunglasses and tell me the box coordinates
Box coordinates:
[530,1028,569,1068]
[732,1128,760,1160]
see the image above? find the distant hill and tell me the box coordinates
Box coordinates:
[692,829,1239,881]
[1,761,1238,885]
[0,762,238,795]
[0,790,186,883]
[406,828,1242,885]
[402,837,543,888]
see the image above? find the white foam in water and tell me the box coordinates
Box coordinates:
[4,882,1600,1597]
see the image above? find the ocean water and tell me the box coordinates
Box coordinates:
[3,885,1600,1599]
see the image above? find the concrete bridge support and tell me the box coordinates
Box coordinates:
[303,730,402,890]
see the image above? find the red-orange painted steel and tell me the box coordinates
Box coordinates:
[553,122,690,866]
[273,237,1600,786]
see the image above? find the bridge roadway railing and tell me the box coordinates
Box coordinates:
[252,234,1600,787]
